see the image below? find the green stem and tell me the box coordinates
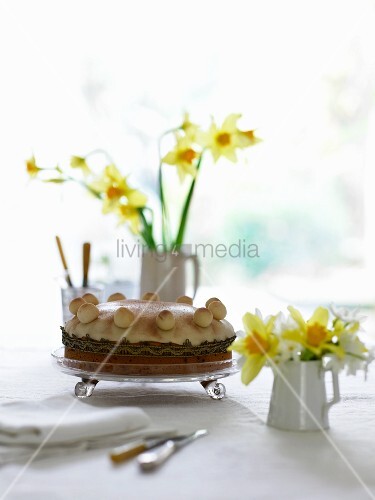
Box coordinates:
[158,162,171,251]
[85,149,115,165]
[173,153,203,250]
[80,181,102,199]
[158,130,178,252]
[138,208,157,250]
[44,174,103,201]
[158,162,166,249]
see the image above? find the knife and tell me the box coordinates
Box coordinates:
[138,429,208,470]
[109,433,176,464]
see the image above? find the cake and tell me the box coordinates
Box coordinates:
[62,292,236,375]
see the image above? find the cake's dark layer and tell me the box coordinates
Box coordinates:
[65,347,232,364]
[61,328,236,357]
[64,347,232,374]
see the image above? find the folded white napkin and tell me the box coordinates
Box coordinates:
[0,394,151,445]
[0,394,154,464]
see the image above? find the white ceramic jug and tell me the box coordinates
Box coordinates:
[267,360,340,431]
[140,251,200,302]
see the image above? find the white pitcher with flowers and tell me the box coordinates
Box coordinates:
[229,305,373,431]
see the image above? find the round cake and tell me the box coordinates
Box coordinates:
[62,292,236,375]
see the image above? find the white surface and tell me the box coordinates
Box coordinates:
[0,349,374,500]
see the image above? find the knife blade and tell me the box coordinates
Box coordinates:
[138,429,208,470]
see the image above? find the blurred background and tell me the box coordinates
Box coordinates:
[1,0,375,347]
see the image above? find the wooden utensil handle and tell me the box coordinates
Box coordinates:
[56,236,73,287]
[110,443,146,463]
[83,242,91,287]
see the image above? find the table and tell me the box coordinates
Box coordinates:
[0,348,374,500]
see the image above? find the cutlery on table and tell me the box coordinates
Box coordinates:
[137,429,208,471]
[55,235,73,287]
[82,242,91,287]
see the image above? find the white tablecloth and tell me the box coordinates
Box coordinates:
[0,349,374,500]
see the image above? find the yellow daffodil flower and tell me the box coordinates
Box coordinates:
[331,305,363,336]
[70,155,91,176]
[25,156,41,178]
[203,114,242,162]
[332,317,360,339]
[237,129,262,148]
[283,306,345,358]
[180,112,195,131]
[180,112,201,141]
[202,113,260,163]
[116,204,142,234]
[228,311,279,385]
[90,164,147,213]
[162,134,199,182]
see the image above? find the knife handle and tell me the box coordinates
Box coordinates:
[110,443,146,463]
[138,441,176,470]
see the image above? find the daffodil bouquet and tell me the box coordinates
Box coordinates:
[26,113,260,251]
[229,305,373,385]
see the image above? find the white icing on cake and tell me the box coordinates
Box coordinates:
[65,299,234,346]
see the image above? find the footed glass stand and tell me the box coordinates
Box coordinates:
[51,348,239,400]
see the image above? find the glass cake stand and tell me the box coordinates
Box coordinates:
[51,348,239,400]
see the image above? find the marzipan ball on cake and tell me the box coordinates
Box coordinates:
[107,292,126,302]
[81,293,99,305]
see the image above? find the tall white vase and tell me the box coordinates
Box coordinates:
[140,251,200,302]
[267,360,340,431]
